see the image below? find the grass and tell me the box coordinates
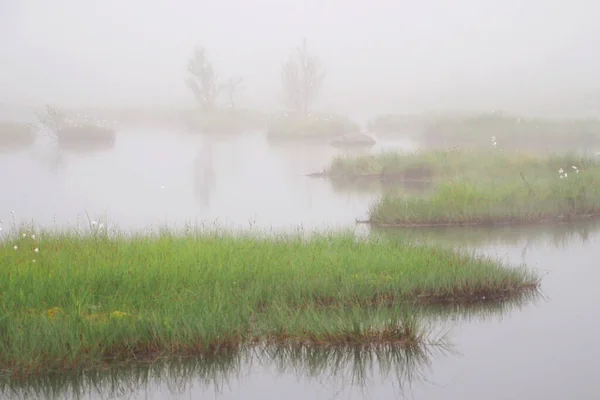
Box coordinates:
[367,111,600,149]
[366,166,600,226]
[184,107,267,134]
[325,149,599,183]
[266,112,360,142]
[0,121,36,149]
[0,229,537,377]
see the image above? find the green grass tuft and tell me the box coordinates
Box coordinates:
[367,167,600,226]
[0,229,537,376]
[267,112,360,142]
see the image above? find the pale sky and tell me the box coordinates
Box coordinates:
[1,0,600,116]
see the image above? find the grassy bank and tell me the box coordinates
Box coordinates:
[0,230,537,376]
[366,166,600,226]
[367,112,600,149]
[0,121,35,149]
[184,107,267,135]
[325,149,598,183]
[267,112,360,142]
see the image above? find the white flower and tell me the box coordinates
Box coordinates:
[34,248,39,253]
[91,221,97,227]
[32,259,36,263]
[558,168,564,174]
[31,234,35,240]
[559,175,564,179]
[21,233,26,238]
[564,173,568,178]
[13,245,18,250]
[98,224,104,230]
[572,166,578,170]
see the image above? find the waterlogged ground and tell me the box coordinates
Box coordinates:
[1,129,599,399]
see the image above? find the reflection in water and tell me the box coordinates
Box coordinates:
[416,289,544,325]
[2,344,451,400]
[193,138,217,207]
[369,218,600,250]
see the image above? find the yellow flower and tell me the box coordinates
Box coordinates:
[46,307,63,319]
[109,311,130,319]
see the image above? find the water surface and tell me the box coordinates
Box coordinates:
[1,129,598,399]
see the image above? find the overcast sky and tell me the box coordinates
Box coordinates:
[1,0,600,116]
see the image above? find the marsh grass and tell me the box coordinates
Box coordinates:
[267,112,360,142]
[368,112,600,147]
[0,121,35,149]
[329,177,434,197]
[366,165,600,226]
[326,149,599,183]
[185,107,267,135]
[0,229,537,376]
[36,105,117,149]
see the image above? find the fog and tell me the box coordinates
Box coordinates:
[2,0,600,117]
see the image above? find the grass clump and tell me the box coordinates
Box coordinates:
[0,121,35,149]
[368,111,600,150]
[36,105,116,150]
[366,166,600,226]
[0,229,537,376]
[266,112,360,143]
[185,107,266,135]
[325,149,599,183]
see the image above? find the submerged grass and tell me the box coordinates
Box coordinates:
[0,230,537,376]
[367,166,600,226]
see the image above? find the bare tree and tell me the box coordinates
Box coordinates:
[224,76,244,110]
[281,38,325,114]
[186,46,221,110]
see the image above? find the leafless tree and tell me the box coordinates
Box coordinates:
[224,76,244,110]
[186,46,222,110]
[281,38,325,114]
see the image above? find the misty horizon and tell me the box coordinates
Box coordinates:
[2,0,600,117]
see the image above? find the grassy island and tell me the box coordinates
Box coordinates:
[323,149,597,183]
[266,112,360,143]
[0,121,35,150]
[0,230,537,377]
[367,112,600,150]
[185,108,267,135]
[365,169,600,226]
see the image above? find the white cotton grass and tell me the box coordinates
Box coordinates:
[559,166,579,179]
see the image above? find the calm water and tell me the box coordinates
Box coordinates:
[2,129,598,399]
